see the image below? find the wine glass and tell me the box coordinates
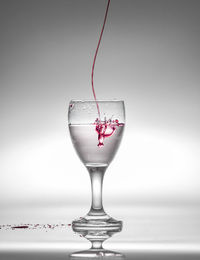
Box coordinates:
[68,100,125,258]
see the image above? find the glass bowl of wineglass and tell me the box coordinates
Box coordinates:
[68,100,125,258]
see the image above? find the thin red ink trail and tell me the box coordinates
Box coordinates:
[91,0,111,119]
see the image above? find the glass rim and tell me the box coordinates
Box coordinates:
[70,99,124,102]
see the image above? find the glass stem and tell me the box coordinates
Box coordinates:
[87,166,107,215]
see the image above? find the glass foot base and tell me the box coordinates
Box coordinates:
[72,215,122,241]
[70,249,124,259]
[70,213,123,258]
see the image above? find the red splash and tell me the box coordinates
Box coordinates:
[95,118,122,147]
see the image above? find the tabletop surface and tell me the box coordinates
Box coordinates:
[0,203,200,259]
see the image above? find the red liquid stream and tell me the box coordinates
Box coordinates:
[91,0,122,146]
[91,0,111,119]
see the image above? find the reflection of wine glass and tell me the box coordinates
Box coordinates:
[68,100,125,257]
[70,253,125,260]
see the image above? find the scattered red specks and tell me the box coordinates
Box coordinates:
[0,223,72,231]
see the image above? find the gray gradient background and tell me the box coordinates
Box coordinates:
[1,0,200,205]
[0,0,200,254]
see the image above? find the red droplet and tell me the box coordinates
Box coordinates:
[12,225,29,229]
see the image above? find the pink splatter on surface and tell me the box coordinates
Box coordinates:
[0,223,72,231]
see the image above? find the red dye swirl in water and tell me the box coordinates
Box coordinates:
[95,118,123,147]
